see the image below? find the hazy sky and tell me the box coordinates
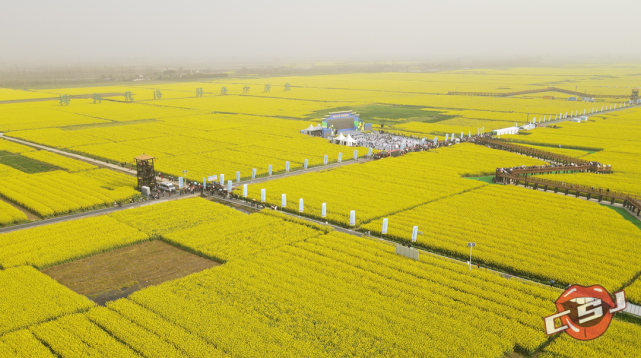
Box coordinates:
[2,0,640,63]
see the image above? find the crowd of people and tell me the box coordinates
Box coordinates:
[353,132,423,151]
[360,131,481,159]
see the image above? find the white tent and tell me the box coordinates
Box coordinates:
[344,134,356,146]
[304,124,315,131]
[314,124,323,130]
[336,133,346,141]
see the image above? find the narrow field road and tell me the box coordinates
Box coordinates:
[536,103,637,127]
[0,133,371,187]
[0,193,198,234]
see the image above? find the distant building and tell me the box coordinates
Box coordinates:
[492,126,519,136]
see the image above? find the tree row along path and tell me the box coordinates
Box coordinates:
[475,137,641,217]
[0,93,125,105]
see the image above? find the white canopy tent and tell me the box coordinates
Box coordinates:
[344,134,356,146]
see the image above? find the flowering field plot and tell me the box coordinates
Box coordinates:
[0,329,56,357]
[0,200,28,227]
[104,299,226,357]
[0,162,24,178]
[84,306,227,358]
[0,88,54,101]
[72,141,174,164]
[0,102,110,132]
[55,100,206,122]
[504,109,641,150]
[0,266,94,335]
[625,278,641,306]
[108,198,328,261]
[74,167,137,188]
[362,185,641,291]
[126,232,559,357]
[142,136,367,181]
[538,320,641,358]
[109,198,239,236]
[0,169,138,217]
[21,150,97,172]
[9,127,113,148]
[163,211,326,262]
[29,313,142,358]
[158,95,355,119]
[0,216,149,269]
[0,139,36,153]
[242,144,544,225]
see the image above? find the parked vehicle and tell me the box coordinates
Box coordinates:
[158,182,176,192]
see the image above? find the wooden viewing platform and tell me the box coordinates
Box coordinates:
[495,171,641,215]
[478,137,641,216]
[506,164,612,176]
[447,87,630,99]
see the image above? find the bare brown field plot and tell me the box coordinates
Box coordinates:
[42,240,219,305]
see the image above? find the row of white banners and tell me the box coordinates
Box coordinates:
[176,148,376,188]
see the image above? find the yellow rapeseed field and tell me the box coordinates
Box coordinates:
[1,67,640,357]
[362,184,641,291]
[128,232,559,357]
[0,200,27,227]
[0,266,94,335]
[0,216,149,269]
[242,143,544,225]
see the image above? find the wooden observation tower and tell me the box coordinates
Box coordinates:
[134,154,157,190]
